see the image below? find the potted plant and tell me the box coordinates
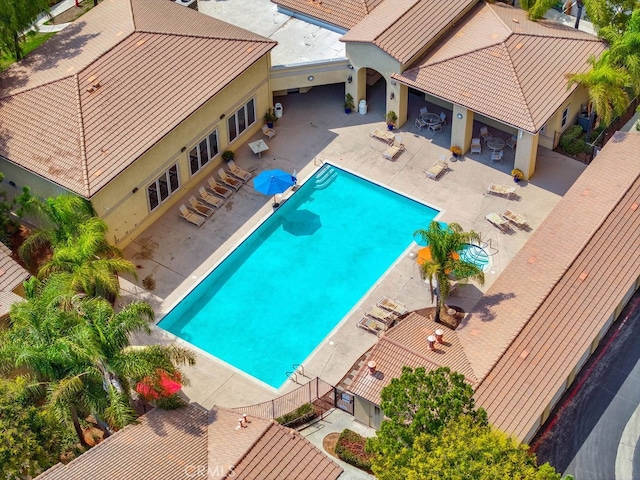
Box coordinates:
[449,145,462,158]
[222,150,234,162]
[344,93,355,114]
[386,110,398,130]
[511,168,524,183]
[264,108,277,128]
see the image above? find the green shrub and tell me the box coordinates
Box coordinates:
[222,150,234,162]
[559,125,591,155]
[335,429,373,472]
[275,403,315,426]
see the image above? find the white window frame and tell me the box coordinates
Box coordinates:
[147,164,179,212]
[228,98,256,143]
[189,130,219,176]
[561,107,569,128]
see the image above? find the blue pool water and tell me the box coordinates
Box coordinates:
[159,165,439,388]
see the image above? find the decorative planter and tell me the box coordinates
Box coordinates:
[344,108,351,114]
[387,124,394,131]
[513,177,521,183]
[266,122,274,129]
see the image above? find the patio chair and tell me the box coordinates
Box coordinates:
[261,124,276,140]
[431,121,443,134]
[382,135,404,160]
[367,305,398,326]
[470,138,482,154]
[415,117,427,131]
[490,149,504,163]
[426,158,448,180]
[370,128,395,145]
[179,205,205,228]
[226,160,252,182]
[217,168,243,191]
[356,316,386,337]
[377,296,408,316]
[480,126,493,143]
[187,195,215,217]
[485,212,510,233]
[206,177,233,199]
[439,112,447,126]
[420,106,429,120]
[486,183,516,199]
[198,187,224,209]
[506,135,517,150]
[501,209,528,229]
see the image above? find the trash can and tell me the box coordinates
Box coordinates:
[274,102,283,119]
[358,99,367,115]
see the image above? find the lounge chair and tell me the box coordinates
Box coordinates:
[370,128,395,145]
[377,296,407,316]
[179,205,205,228]
[485,212,510,233]
[382,135,404,160]
[217,168,243,191]
[367,305,398,326]
[357,316,386,337]
[480,126,493,143]
[227,160,252,182]
[206,177,233,199]
[188,195,215,217]
[501,209,528,229]
[261,125,276,140]
[470,138,482,154]
[426,158,448,180]
[486,183,516,199]
[198,187,224,209]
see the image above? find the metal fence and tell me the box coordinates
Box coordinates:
[233,377,336,419]
[585,97,639,162]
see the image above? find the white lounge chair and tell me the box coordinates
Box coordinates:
[198,187,223,209]
[179,205,205,228]
[226,160,252,182]
[486,183,516,199]
[188,195,215,217]
[217,168,243,191]
[501,209,528,229]
[367,305,398,326]
[262,125,276,140]
[383,135,404,160]
[370,128,395,145]
[206,177,233,199]
[485,212,510,233]
[470,138,482,154]
[377,296,407,316]
[426,158,448,180]
[357,316,386,336]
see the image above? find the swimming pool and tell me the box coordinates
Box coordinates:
[159,165,439,388]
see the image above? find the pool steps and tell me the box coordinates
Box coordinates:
[315,165,338,190]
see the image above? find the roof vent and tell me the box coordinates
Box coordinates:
[578,272,588,281]
[512,18,520,24]
[631,202,639,211]
[427,335,436,351]
[86,81,101,93]
[527,256,536,264]
[367,361,377,375]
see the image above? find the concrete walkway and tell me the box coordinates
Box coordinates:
[34,0,77,33]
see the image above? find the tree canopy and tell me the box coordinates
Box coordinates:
[0,0,50,60]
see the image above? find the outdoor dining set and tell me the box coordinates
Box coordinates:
[415,106,446,134]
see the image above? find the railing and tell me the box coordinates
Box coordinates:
[233,377,335,420]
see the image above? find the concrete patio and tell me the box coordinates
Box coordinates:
[120,82,587,411]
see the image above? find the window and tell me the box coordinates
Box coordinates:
[228,98,256,142]
[189,130,219,176]
[561,107,569,128]
[148,164,179,211]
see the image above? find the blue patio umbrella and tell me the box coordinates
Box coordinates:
[253,169,295,207]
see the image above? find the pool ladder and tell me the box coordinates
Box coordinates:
[286,364,307,384]
[315,165,337,190]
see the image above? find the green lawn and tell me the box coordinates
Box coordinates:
[0,31,56,72]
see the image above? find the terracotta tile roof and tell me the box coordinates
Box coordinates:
[0,242,29,293]
[473,132,640,441]
[36,403,342,479]
[0,0,276,198]
[231,423,343,479]
[36,403,210,480]
[348,312,476,404]
[271,0,384,30]
[392,2,605,133]
[341,0,476,66]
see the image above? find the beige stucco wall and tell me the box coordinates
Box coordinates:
[270,59,350,94]
[0,157,69,201]
[538,87,590,149]
[92,57,272,248]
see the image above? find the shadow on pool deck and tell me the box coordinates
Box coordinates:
[119,82,587,410]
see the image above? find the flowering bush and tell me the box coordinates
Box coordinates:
[511,168,524,180]
[136,369,183,401]
[450,146,462,156]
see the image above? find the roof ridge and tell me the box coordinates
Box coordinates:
[371,0,420,45]
[501,38,536,132]
[220,420,274,479]
[133,29,276,44]
[0,76,75,101]
[74,73,90,198]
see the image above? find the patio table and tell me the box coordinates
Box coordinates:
[486,137,505,151]
[248,139,269,158]
[423,113,442,133]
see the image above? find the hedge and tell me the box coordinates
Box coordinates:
[335,429,373,472]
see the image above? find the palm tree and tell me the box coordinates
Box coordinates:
[38,217,136,300]
[567,51,631,126]
[18,194,95,268]
[414,221,485,324]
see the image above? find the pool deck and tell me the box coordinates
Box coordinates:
[120,82,587,410]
